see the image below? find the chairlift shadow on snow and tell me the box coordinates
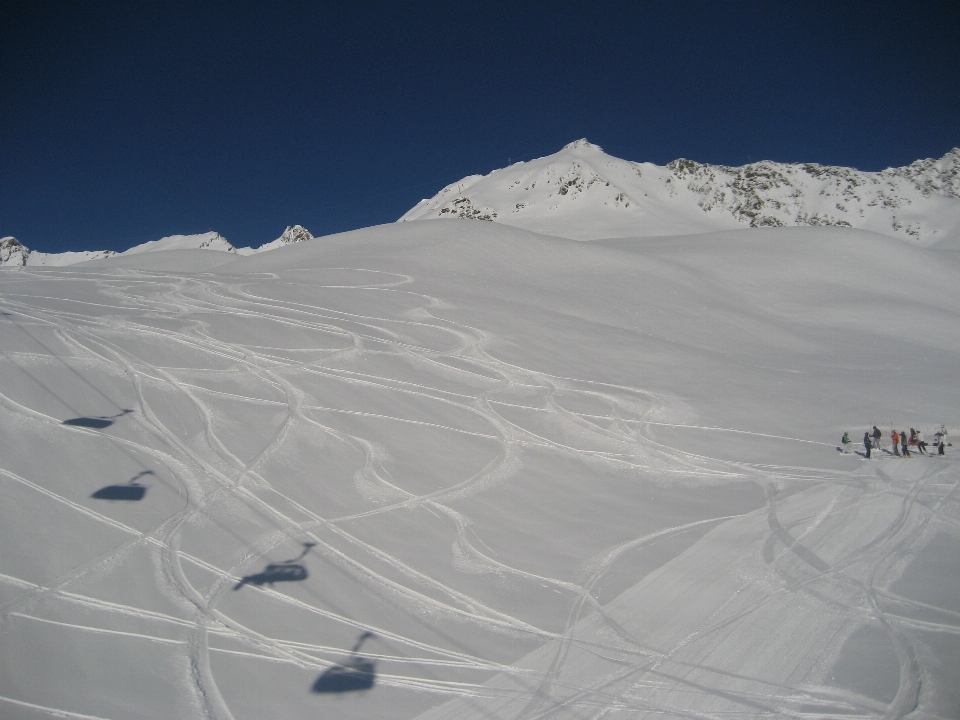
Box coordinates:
[63,409,133,429]
[233,543,315,590]
[312,632,376,694]
[91,470,152,501]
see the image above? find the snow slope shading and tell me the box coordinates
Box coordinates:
[401,139,960,245]
[0,220,957,719]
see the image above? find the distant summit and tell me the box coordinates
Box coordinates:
[400,142,960,245]
[240,225,315,255]
[122,231,236,255]
[562,138,604,152]
[1,226,317,268]
[0,235,117,267]
[1,237,30,266]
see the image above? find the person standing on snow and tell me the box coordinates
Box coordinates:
[891,429,900,456]
[863,431,872,459]
[935,425,948,455]
[909,429,921,454]
[917,430,928,454]
[841,432,851,453]
[901,430,910,457]
[872,426,882,452]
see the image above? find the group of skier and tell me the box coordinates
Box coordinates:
[841,425,949,458]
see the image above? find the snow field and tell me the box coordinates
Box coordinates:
[0,220,958,719]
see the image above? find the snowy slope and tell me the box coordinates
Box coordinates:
[401,140,960,244]
[1,219,958,719]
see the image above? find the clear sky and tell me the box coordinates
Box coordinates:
[2,1,959,253]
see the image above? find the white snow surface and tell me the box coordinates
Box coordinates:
[400,139,960,245]
[1,219,959,719]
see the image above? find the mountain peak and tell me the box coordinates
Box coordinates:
[562,138,604,153]
[276,225,314,246]
[0,236,28,266]
[236,225,316,255]
[122,231,235,255]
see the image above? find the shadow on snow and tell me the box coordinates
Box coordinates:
[91,470,152,501]
[312,632,376,693]
[63,409,133,429]
[234,543,315,590]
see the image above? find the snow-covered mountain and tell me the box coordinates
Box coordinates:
[235,225,315,255]
[0,232,234,268]
[401,139,960,245]
[0,226,316,268]
[120,230,236,255]
[9,140,959,270]
[0,236,118,267]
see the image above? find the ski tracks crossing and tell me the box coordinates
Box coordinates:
[1,266,957,719]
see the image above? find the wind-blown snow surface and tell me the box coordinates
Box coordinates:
[401,140,960,246]
[1,220,958,719]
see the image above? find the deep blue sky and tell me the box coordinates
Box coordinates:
[2,2,959,253]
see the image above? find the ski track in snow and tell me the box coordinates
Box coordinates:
[0,262,957,720]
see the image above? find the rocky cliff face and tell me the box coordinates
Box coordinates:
[666,148,960,238]
[0,237,30,266]
[251,225,315,253]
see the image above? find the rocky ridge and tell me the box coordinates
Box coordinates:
[666,149,960,236]
[237,225,315,255]
[400,140,960,244]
